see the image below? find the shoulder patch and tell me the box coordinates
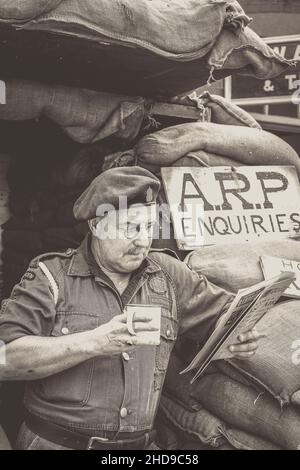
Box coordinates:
[149,276,167,294]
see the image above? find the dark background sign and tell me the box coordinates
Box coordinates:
[231,37,300,100]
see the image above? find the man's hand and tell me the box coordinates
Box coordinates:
[88,313,159,357]
[228,327,266,360]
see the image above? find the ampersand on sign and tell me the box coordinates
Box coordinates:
[263,80,275,93]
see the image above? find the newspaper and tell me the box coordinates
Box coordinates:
[181,271,296,383]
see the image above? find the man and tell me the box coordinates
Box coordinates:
[0,167,259,450]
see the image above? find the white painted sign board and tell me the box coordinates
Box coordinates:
[161,166,300,249]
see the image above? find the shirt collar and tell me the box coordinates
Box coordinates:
[67,234,161,278]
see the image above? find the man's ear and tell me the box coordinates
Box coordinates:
[88,218,98,235]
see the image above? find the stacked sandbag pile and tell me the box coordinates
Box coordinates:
[157,240,300,450]
[0,1,293,96]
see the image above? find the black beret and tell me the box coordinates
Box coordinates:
[73,166,161,221]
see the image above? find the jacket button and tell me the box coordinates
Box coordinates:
[122,352,130,361]
[61,327,69,335]
[166,329,171,338]
[120,408,128,418]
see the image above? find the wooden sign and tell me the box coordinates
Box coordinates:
[260,255,300,299]
[161,166,300,249]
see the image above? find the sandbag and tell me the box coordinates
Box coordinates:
[292,390,300,407]
[220,428,281,451]
[160,395,226,448]
[171,91,261,128]
[136,123,300,178]
[155,411,182,450]
[163,354,280,449]
[160,393,280,450]
[191,373,300,450]
[164,353,209,412]
[173,152,245,168]
[102,150,136,173]
[0,80,146,144]
[222,300,300,407]
[142,150,245,175]
[0,0,62,21]
[209,25,294,79]
[215,359,260,389]
[185,240,300,293]
[198,91,261,129]
[19,0,249,59]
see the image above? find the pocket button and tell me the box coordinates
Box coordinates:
[122,352,130,361]
[61,327,69,335]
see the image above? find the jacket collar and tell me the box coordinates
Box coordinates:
[67,234,161,278]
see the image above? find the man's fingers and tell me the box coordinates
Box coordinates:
[115,334,159,347]
[233,351,256,359]
[112,322,158,334]
[128,314,154,323]
[109,333,159,346]
[229,342,258,353]
[130,336,160,346]
[116,313,154,323]
[131,323,159,333]
[238,329,266,343]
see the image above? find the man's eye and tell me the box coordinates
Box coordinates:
[127,224,138,235]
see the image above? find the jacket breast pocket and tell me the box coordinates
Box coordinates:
[35,312,99,407]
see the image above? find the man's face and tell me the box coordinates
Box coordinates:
[91,204,157,273]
